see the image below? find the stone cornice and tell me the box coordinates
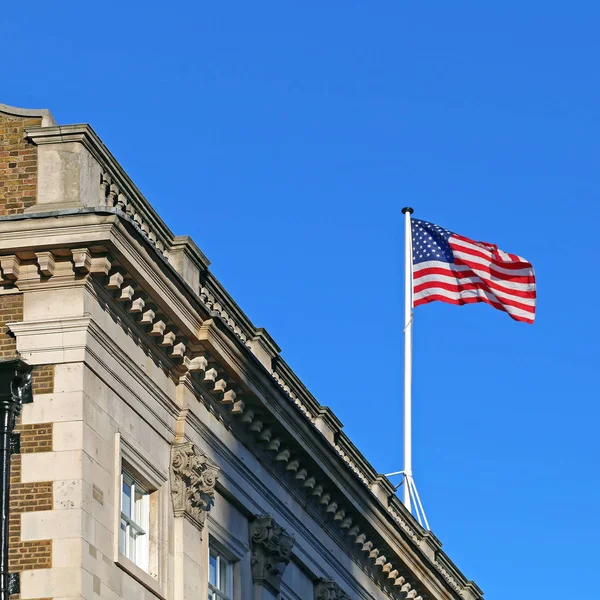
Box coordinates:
[0,213,482,600]
[200,270,257,345]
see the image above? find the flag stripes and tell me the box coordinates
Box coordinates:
[411,219,536,324]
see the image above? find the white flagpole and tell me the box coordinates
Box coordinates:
[401,206,414,511]
[385,207,429,528]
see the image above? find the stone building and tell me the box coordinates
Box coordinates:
[0,103,484,600]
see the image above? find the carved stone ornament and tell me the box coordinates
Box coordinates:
[249,515,295,593]
[314,578,351,600]
[170,442,219,529]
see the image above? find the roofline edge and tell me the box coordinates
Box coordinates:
[0,103,57,127]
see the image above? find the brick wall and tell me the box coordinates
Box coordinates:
[9,372,55,600]
[8,456,53,571]
[0,110,40,216]
[0,293,55,390]
[31,365,54,396]
[0,294,55,390]
[0,291,55,598]
[0,293,23,358]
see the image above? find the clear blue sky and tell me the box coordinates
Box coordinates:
[4,3,598,598]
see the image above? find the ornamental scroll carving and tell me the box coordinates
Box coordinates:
[314,578,351,600]
[170,442,219,529]
[249,515,295,593]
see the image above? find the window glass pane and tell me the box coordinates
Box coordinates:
[119,519,127,555]
[209,547,233,599]
[121,468,152,573]
[122,478,132,517]
[219,559,229,593]
[209,553,217,585]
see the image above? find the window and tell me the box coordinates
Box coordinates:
[208,547,233,600]
[120,470,150,572]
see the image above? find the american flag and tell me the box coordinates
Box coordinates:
[411,218,536,324]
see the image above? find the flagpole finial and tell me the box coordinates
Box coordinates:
[402,207,414,214]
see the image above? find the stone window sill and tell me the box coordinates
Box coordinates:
[116,553,167,599]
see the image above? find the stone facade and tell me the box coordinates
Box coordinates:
[0,103,484,600]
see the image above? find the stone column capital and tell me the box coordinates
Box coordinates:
[314,578,351,600]
[249,515,294,593]
[170,442,219,529]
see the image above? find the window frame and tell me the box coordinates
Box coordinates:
[114,433,168,599]
[205,521,247,600]
[208,546,233,600]
[120,469,150,571]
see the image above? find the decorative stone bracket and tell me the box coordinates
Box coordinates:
[170,442,219,530]
[314,578,351,600]
[249,515,295,594]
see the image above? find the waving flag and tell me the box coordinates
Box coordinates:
[411,219,536,323]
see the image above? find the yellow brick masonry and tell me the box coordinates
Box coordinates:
[0,294,22,359]
[0,293,55,600]
[0,110,40,216]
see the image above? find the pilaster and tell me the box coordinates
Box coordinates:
[168,236,210,295]
[419,530,442,562]
[369,475,396,507]
[314,406,343,444]
[461,581,485,600]
[248,329,280,371]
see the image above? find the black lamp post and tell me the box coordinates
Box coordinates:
[0,360,32,600]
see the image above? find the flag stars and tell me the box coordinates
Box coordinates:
[411,218,454,265]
